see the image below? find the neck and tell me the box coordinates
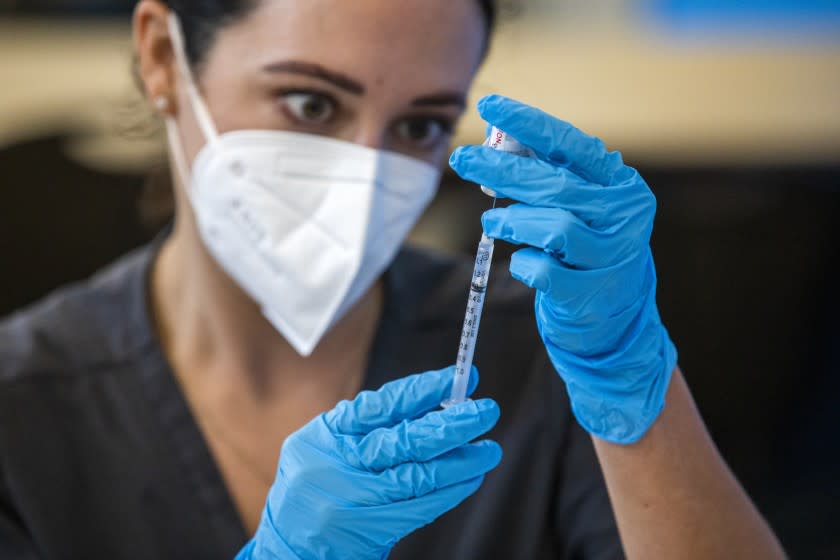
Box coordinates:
[149,215,383,400]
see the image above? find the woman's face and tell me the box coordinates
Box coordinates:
[164,0,488,170]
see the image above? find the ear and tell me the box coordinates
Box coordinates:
[133,0,178,115]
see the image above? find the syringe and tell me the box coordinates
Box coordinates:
[443,127,536,407]
[442,232,495,408]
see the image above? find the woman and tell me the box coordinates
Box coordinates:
[0,1,786,558]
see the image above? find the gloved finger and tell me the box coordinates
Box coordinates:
[509,247,648,317]
[477,94,634,187]
[364,440,502,504]
[325,366,480,436]
[450,146,600,211]
[483,204,638,269]
[359,475,486,539]
[537,286,659,366]
[352,398,501,471]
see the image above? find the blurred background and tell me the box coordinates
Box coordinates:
[1,0,838,557]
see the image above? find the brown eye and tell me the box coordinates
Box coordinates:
[395,117,452,150]
[281,92,335,124]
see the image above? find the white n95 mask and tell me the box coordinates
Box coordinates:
[164,14,440,356]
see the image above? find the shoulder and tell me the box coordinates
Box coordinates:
[0,244,158,386]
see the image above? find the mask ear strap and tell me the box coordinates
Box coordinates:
[164,117,191,191]
[166,12,219,143]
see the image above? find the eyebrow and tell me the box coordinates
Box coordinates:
[262,60,467,109]
[262,61,365,95]
[412,92,467,109]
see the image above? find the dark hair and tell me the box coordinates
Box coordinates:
[163,0,498,68]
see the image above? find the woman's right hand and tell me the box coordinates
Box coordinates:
[235,366,502,560]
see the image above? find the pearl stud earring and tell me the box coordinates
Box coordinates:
[153,95,170,113]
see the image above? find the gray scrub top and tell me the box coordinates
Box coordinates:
[0,235,622,560]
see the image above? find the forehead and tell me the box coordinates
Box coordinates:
[208,0,486,93]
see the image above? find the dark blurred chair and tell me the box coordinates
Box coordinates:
[0,134,154,315]
[646,168,840,558]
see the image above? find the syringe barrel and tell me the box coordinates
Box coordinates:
[444,235,495,407]
[448,361,472,409]
[443,127,535,408]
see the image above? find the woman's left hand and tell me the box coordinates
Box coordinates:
[449,95,678,444]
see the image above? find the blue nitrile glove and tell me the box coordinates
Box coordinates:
[236,366,501,560]
[450,95,678,444]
